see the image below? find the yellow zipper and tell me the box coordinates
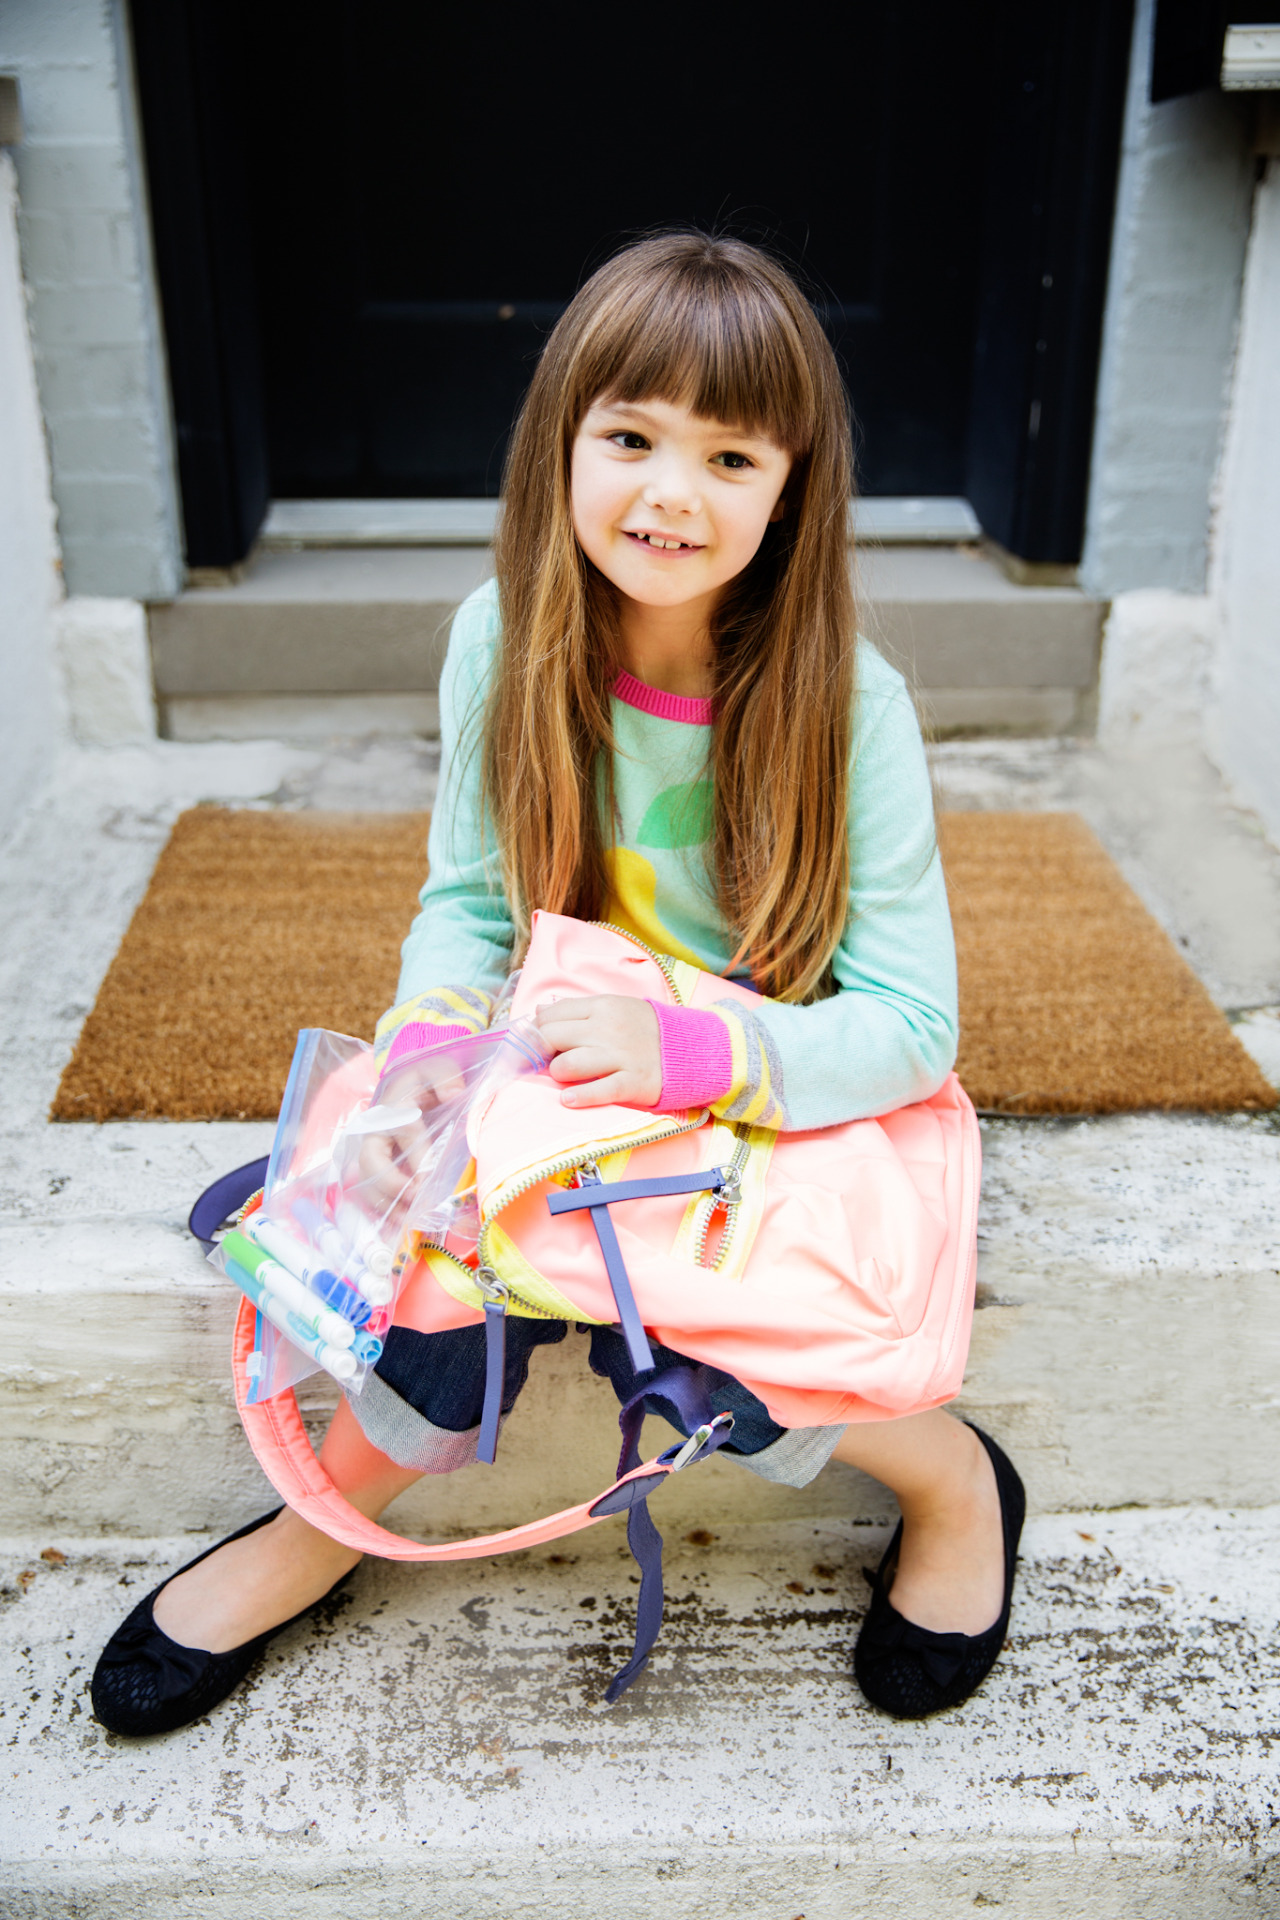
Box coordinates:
[413,1234,565,1321]
[418,1113,706,1321]
[588,921,686,1003]
[477,1112,704,1247]
[690,1131,753,1269]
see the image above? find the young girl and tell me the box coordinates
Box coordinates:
[92,233,1022,1736]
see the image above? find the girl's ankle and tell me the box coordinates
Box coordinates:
[901,1425,995,1531]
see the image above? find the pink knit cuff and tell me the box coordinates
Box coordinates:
[647,1001,734,1112]
[385,1020,474,1066]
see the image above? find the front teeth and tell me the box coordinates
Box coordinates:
[642,534,685,549]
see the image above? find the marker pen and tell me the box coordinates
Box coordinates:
[242,1215,373,1324]
[293,1196,395,1305]
[334,1202,395,1278]
[225,1256,359,1383]
[222,1231,356,1351]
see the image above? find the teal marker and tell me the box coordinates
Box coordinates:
[225,1254,359,1383]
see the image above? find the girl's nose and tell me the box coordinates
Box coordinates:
[642,458,701,517]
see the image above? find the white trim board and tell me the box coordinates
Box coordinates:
[261,496,982,549]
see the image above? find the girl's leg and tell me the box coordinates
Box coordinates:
[831,1409,1005,1635]
[153,1400,420,1653]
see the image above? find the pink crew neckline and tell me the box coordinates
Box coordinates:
[612,670,714,727]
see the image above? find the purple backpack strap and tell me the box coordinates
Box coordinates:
[188,1156,271,1250]
[603,1363,735,1702]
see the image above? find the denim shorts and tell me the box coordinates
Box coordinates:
[350,1317,846,1490]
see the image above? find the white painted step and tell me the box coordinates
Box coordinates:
[2,1509,1277,1916]
[4,1111,1280,1538]
[2,736,1279,1538]
[260,493,984,547]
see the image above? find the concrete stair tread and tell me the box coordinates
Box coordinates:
[2,1507,1277,1911]
[168,544,1093,608]
[857,545,1090,603]
[148,547,1104,733]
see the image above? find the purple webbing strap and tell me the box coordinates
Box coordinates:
[585,1196,654,1374]
[476,1300,506,1465]
[188,1156,271,1250]
[604,1364,735,1704]
[546,1169,727,1213]
[549,1167,726,1376]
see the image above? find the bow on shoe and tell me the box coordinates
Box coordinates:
[96,1601,214,1702]
[858,1593,971,1691]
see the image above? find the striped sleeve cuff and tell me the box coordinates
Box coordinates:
[704,996,789,1129]
[374,986,496,1069]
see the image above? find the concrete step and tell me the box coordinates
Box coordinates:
[3,1509,1278,1915]
[4,1109,1279,1539]
[148,546,1104,740]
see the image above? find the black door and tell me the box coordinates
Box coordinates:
[240,3,996,500]
[132,0,1132,564]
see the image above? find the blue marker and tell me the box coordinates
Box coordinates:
[294,1196,395,1306]
[244,1215,373,1326]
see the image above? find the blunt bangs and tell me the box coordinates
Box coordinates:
[567,236,823,458]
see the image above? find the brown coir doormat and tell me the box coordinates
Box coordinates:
[939,811,1274,1114]
[53,805,1274,1123]
[52,809,431,1122]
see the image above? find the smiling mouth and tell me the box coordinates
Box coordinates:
[624,530,703,552]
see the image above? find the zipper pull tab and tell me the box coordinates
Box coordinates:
[476,1265,509,1309]
[714,1165,742,1209]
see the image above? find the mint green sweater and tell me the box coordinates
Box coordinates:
[380,579,958,1132]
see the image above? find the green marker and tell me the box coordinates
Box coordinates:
[223,1229,356,1351]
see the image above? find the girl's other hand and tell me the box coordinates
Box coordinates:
[536,995,662,1109]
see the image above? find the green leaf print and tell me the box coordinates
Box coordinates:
[637,780,715,850]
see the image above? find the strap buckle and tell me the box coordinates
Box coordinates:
[668,1410,735,1472]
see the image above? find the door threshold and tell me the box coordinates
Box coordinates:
[261,496,983,549]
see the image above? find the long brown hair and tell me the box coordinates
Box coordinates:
[485,232,857,1002]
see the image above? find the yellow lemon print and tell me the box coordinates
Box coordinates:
[602,848,709,968]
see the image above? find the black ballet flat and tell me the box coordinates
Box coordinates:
[90,1509,352,1737]
[853,1424,1025,1720]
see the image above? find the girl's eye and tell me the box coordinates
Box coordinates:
[608,431,650,451]
[712,451,753,470]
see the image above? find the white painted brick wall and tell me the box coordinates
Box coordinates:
[1081,0,1257,596]
[0,0,183,601]
[0,151,61,841]
[1208,160,1280,845]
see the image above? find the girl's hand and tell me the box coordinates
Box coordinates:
[357,1058,466,1207]
[536,995,662,1109]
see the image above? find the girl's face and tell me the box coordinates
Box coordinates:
[570,396,791,618]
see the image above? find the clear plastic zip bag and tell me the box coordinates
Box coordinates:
[209,1012,552,1404]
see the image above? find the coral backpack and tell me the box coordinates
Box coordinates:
[197,913,980,1699]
